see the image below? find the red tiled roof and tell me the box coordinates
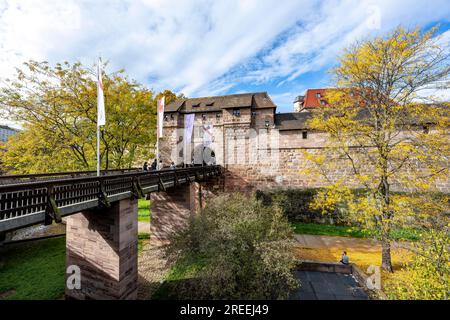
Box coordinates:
[303,88,330,109]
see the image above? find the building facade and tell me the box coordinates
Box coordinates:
[161,91,449,193]
[0,125,19,143]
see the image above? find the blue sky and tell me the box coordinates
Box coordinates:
[0,0,449,121]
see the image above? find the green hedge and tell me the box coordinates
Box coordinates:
[255,188,448,225]
[255,188,331,224]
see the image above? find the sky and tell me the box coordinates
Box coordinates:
[0,0,450,128]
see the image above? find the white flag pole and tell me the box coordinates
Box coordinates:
[97,58,106,176]
[97,59,101,177]
[97,122,100,176]
[156,96,165,164]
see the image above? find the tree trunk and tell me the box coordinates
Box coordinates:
[381,238,393,272]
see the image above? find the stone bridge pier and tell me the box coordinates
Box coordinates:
[65,198,138,300]
[64,175,223,300]
[150,177,223,246]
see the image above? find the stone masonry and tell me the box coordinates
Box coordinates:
[162,92,449,194]
[66,198,138,300]
[150,183,196,246]
[150,178,224,246]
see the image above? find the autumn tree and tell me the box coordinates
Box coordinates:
[0,60,180,173]
[385,226,450,299]
[306,27,450,272]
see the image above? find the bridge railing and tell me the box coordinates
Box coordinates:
[0,167,142,185]
[0,165,222,233]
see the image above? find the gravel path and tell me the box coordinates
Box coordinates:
[137,241,170,300]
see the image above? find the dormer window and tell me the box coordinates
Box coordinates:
[192,103,200,108]
[316,93,321,98]
[206,102,214,107]
[232,108,241,117]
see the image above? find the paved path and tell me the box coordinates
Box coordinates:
[295,234,408,251]
[294,234,381,251]
[291,271,368,300]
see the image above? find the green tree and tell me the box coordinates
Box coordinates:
[0,60,180,173]
[164,193,299,299]
[305,27,450,272]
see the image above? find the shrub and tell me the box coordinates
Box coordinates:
[163,193,299,299]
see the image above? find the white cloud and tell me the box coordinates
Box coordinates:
[0,0,449,106]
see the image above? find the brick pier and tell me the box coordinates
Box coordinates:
[65,198,138,300]
[150,178,223,246]
[150,183,196,246]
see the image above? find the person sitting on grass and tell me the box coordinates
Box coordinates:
[340,251,349,265]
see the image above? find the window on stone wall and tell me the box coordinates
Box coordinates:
[302,131,308,139]
[423,125,429,134]
[233,108,241,117]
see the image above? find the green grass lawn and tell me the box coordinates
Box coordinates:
[138,233,150,253]
[0,231,150,300]
[0,237,66,300]
[152,255,206,300]
[138,198,151,222]
[292,222,421,241]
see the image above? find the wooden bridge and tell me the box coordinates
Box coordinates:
[0,165,221,234]
[0,165,222,300]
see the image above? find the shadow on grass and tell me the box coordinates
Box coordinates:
[0,237,66,300]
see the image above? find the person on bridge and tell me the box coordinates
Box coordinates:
[340,251,350,265]
[157,160,163,170]
[210,152,216,165]
[151,159,157,171]
[170,162,176,169]
[143,161,148,171]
